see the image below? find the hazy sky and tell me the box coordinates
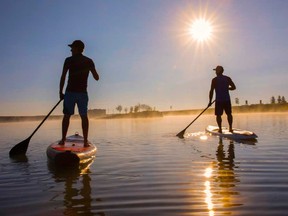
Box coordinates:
[0,0,287,116]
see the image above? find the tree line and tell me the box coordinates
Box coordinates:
[115,96,287,113]
[270,96,286,104]
[235,95,286,105]
[115,103,155,114]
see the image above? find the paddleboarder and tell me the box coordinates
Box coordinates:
[208,65,236,133]
[59,40,99,147]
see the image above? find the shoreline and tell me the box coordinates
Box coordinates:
[163,103,288,116]
[0,104,287,122]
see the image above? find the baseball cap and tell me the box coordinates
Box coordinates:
[213,65,224,72]
[68,40,85,49]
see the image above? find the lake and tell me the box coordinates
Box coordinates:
[0,113,288,216]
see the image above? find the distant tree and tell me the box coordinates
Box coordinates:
[271,96,276,104]
[116,105,122,113]
[140,104,152,111]
[282,96,286,103]
[125,103,157,113]
[134,104,140,113]
[235,98,239,105]
[277,96,282,104]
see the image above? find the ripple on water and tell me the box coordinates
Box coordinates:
[1,115,288,215]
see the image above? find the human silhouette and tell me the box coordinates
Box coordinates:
[48,161,96,216]
[59,40,99,146]
[208,66,236,133]
[215,138,239,209]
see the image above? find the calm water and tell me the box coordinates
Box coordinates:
[0,113,288,216]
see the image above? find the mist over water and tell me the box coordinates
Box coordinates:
[0,113,288,215]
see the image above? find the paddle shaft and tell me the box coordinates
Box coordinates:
[30,99,63,138]
[179,100,215,133]
[9,99,63,157]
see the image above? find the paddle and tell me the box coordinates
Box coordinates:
[9,99,63,157]
[176,100,215,139]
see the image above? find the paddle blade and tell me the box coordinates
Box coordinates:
[176,130,185,139]
[9,137,31,157]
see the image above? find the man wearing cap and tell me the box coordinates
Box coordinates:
[208,66,236,133]
[59,40,99,146]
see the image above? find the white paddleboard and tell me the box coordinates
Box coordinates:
[206,125,258,140]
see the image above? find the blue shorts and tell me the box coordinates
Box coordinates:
[215,101,232,116]
[63,92,88,116]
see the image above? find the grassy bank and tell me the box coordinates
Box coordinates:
[163,103,288,116]
[0,104,287,122]
[104,111,163,119]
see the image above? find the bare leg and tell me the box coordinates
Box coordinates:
[227,114,233,132]
[59,114,70,145]
[216,115,222,133]
[81,114,89,147]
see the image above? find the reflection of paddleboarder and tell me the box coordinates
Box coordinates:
[215,138,239,210]
[59,40,99,146]
[48,162,95,215]
[208,66,236,133]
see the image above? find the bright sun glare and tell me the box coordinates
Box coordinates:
[189,18,213,42]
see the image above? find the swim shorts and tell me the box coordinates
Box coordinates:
[215,101,232,116]
[63,92,89,116]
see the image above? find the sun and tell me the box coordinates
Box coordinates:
[189,18,213,42]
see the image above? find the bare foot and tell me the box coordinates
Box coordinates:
[58,139,65,145]
[84,141,90,147]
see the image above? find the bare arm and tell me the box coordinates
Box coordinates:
[208,79,215,105]
[228,78,236,91]
[91,67,99,81]
[59,67,68,100]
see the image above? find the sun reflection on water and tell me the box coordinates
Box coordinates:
[204,167,212,178]
[204,167,214,216]
[200,135,208,140]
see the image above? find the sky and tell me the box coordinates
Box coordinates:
[0,0,287,116]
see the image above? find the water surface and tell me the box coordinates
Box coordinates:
[0,113,288,215]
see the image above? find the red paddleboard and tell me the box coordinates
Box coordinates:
[46,133,97,166]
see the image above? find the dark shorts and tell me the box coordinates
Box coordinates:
[63,92,88,116]
[215,101,232,116]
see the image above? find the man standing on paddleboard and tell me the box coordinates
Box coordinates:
[59,40,99,146]
[208,65,236,133]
